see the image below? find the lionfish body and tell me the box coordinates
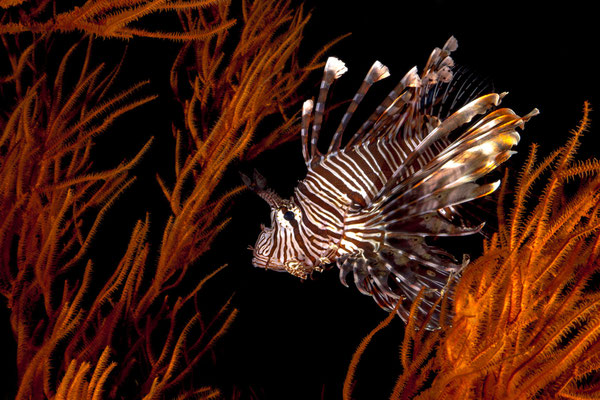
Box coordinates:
[247,37,537,328]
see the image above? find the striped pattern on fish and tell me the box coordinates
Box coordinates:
[244,37,538,329]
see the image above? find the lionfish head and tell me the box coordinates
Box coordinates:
[242,169,317,279]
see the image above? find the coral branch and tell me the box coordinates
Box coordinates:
[1,0,336,398]
[0,0,236,40]
[346,103,600,399]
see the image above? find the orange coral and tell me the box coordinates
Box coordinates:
[345,103,600,399]
[0,0,235,40]
[0,0,333,398]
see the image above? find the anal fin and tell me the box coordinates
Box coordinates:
[336,245,460,330]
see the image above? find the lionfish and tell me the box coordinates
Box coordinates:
[244,37,538,328]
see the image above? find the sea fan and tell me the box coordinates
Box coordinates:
[0,0,335,398]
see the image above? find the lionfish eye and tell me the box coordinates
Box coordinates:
[283,211,295,221]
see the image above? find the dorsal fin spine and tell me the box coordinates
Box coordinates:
[328,60,390,154]
[310,57,347,164]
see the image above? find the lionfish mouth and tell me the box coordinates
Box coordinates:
[251,255,286,271]
[252,253,319,280]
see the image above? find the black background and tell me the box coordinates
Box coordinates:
[0,1,597,399]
